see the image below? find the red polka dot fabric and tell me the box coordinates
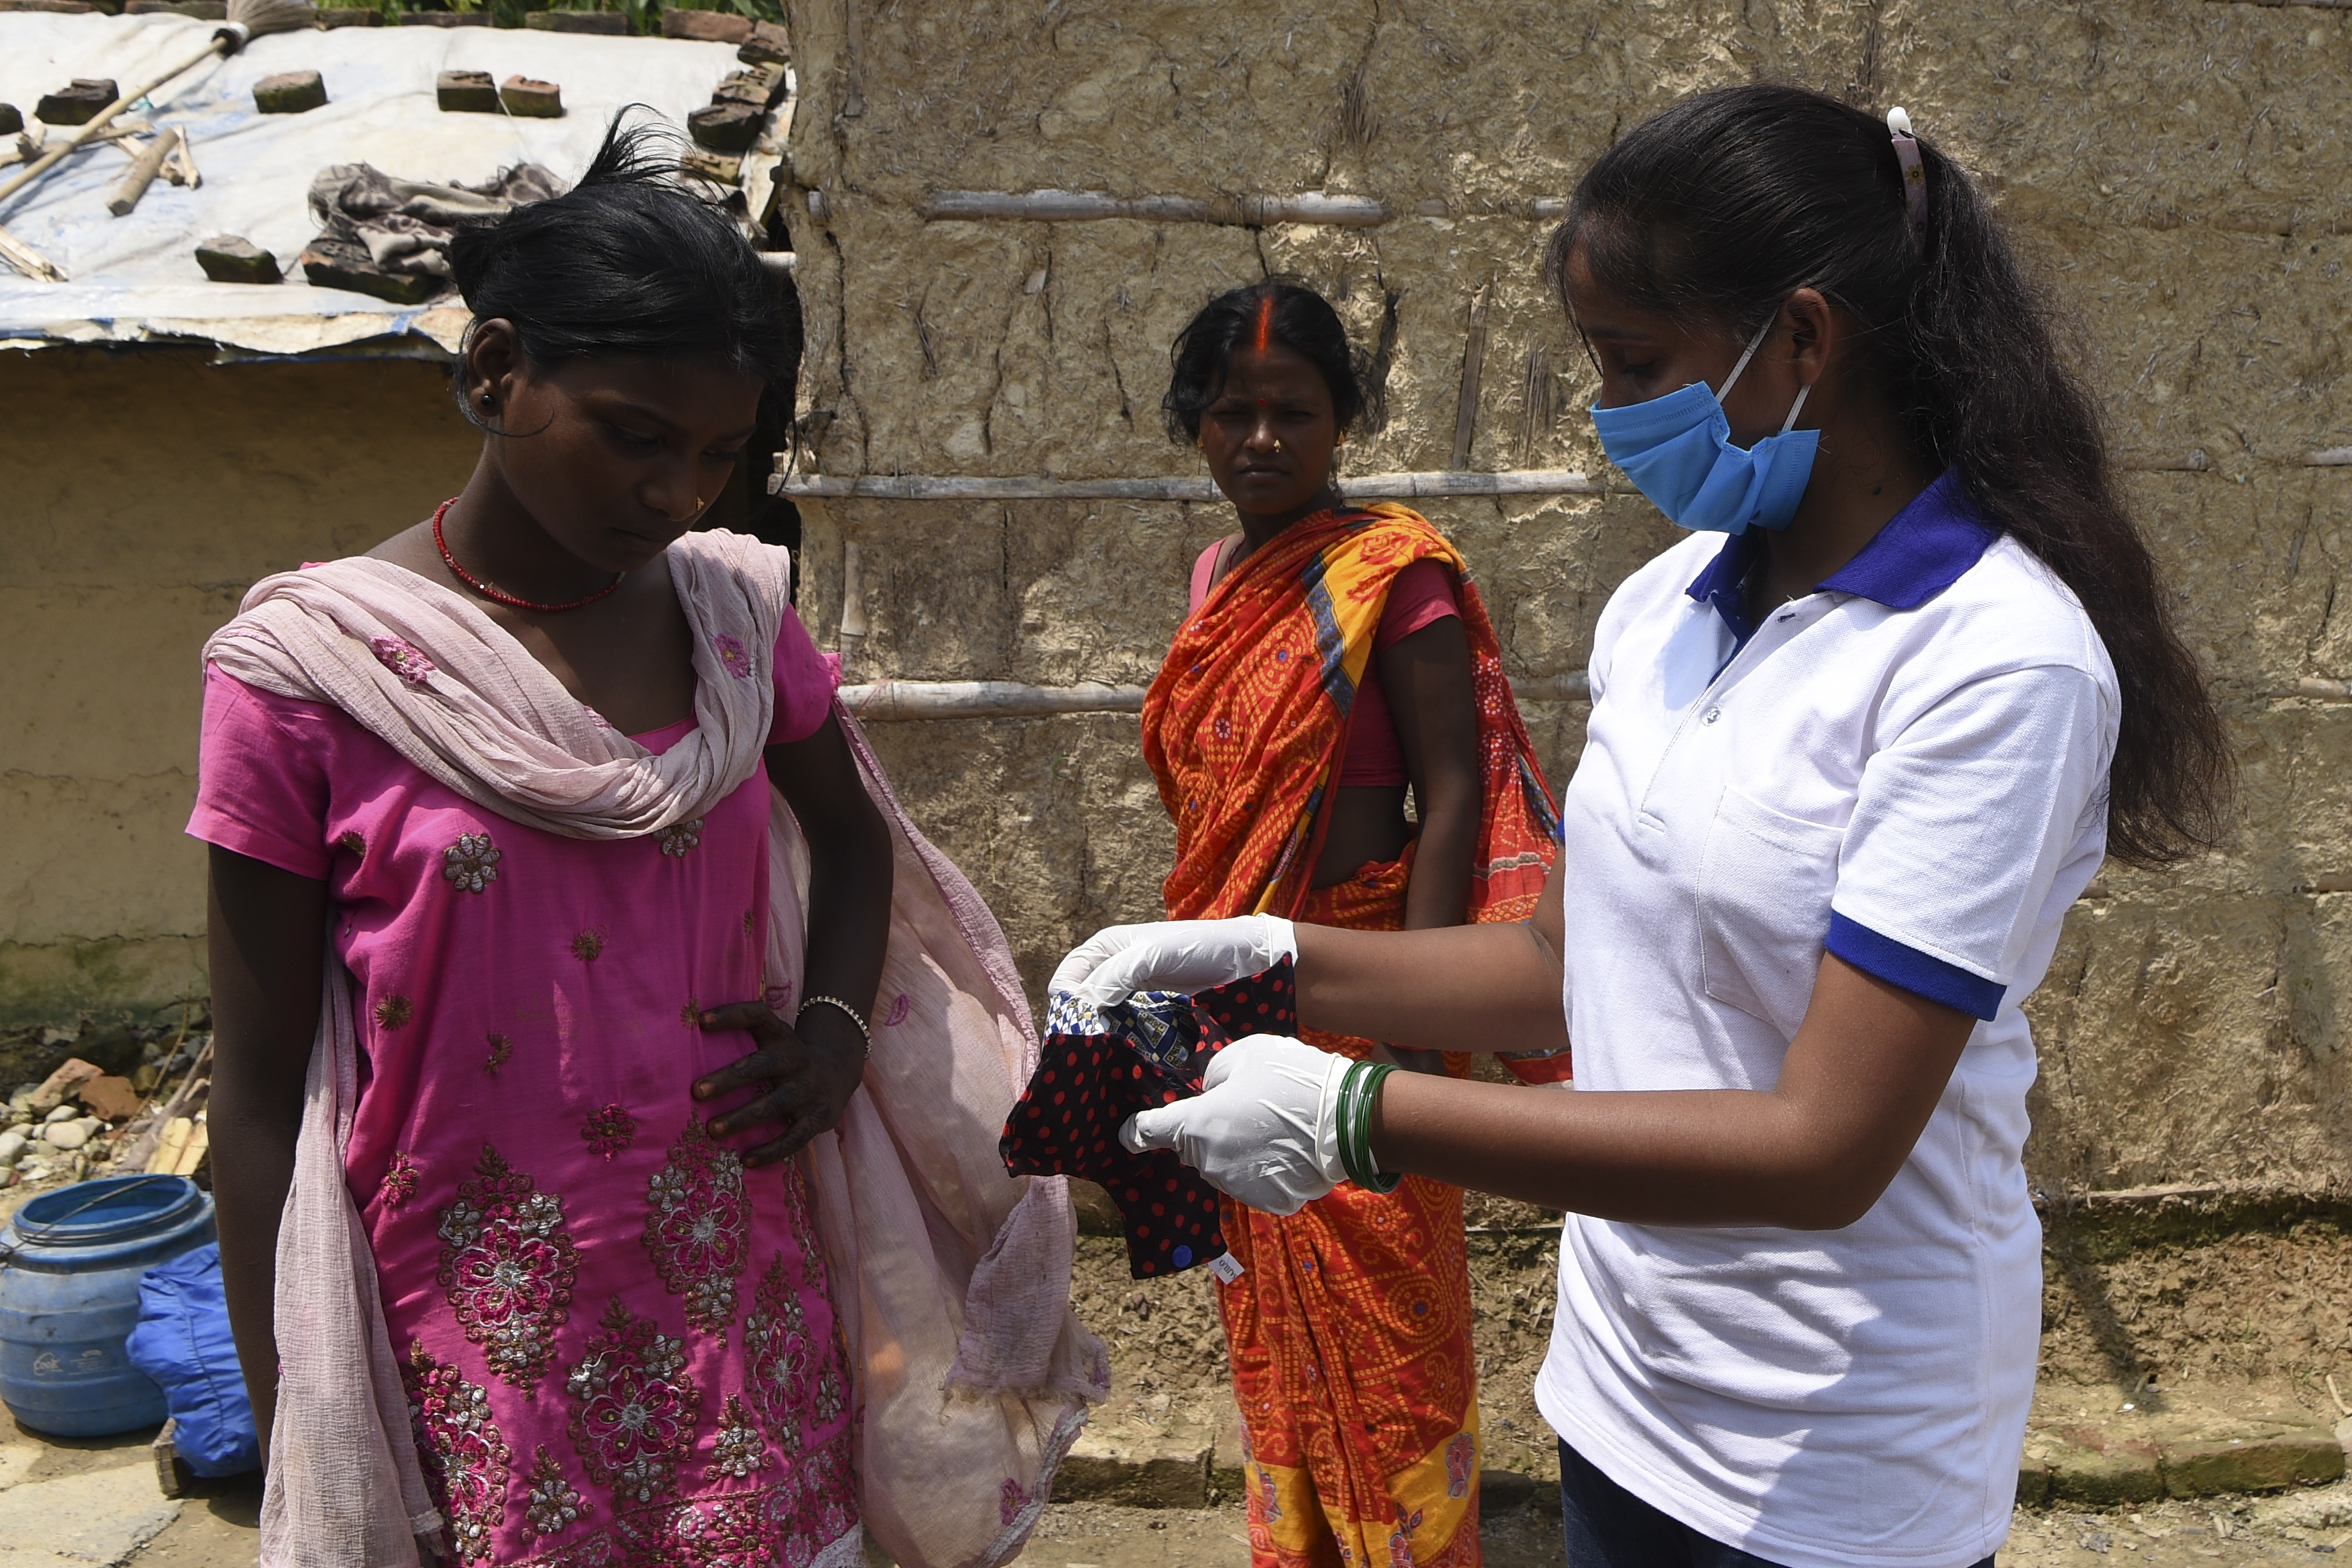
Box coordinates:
[1000,961,1298,1278]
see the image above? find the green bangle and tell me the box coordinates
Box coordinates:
[1338,1060,1400,1193]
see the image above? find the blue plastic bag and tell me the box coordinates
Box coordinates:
[123,1241,260,1476]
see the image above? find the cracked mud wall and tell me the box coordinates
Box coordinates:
[779,0,2352,1195]
[0,347,482,1031]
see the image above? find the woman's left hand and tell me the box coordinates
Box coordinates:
[692,1000,868,1165]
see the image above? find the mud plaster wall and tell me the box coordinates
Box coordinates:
[0,347,483,1032]
[778,0,2352,1195]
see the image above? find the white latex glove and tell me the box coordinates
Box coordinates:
[1120,1034,1347,1216]
[1049,915,1298,1008]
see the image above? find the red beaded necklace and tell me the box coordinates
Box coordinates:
[431,498,627,613]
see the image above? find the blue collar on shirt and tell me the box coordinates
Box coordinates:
[1684,469,1998,646]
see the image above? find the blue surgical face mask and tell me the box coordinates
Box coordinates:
[1588,314,1820,535]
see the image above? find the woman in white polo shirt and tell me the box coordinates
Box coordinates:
[1051,85,2232,1568]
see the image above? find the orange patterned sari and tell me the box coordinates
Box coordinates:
[1141,505,1563,1568]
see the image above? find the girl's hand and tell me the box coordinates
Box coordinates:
[692,1001,867,1164]
[1051,914,1298,1006]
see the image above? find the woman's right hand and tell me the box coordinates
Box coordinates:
[1050,914,1298,1005]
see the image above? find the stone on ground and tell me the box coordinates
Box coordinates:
[33,81,113,127]
[498,77,563,118]
[0,1462,176,1565]
[251,71,326,115]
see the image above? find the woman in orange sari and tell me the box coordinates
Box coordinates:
[1142,281,1565,1568]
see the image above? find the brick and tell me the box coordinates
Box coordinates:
[736,17,787,63]
[2163,1430,2345,1498]
[524,9,628,31]
[498,75,563,117]
[317,6,382,24]
[712,63,786,109]
[678,148,742,186]
[661,7,749,41]
[2016,1457,2053,1508]
[688,100,762,153]
[299,233,443,305]
[253,70,328,114]
[36,80,117,127]
[1056,1432,1209,1508]
[125,0,227,15]
[0,1,95,12]
[436,69,499,113]
[400,10,488,23]
[2045,1429,2164,1506]
[1209,1400,1245,1500]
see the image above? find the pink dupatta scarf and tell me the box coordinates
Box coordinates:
[204,529,1106,1568]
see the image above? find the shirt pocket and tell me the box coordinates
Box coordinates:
[1697,787,1847,1042]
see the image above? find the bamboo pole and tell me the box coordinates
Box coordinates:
[0,225,63,282]
[1450,285,1491,469]
[775,468,1605,501]
[839,680,1148,721]
[920,189,1393,228]
[107,132,177,217]
[834,670,1590,721]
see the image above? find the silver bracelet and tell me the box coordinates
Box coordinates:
[797,994,872,1058]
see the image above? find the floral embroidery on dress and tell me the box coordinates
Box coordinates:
[656,819,704,859]
[521,1445,590,1540]
[999,1477,1026,1527]
[373,994,414,1030]
[881,994,911,1028]
[705,1394,771,1482]
[776,1163,829,1299]
[370,636,437,685]
[336,829,366,859]
[581,1104,636,1160]
[565,1297,702,1508]
[402,1340,512,1564]
[810,1356,846,1427]
[680,996,700,1029]
[572,930,605,963]
[443,833,503,893]
[379,1152,419,1210]
[643,1120,749,1337]
[437,1143,579,1393]
[764,982,794,1014]
[741,1254,814,1452]
[714,633,752,679]
[485,1034,513,1074]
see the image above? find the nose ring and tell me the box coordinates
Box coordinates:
[1271,439,1285,454]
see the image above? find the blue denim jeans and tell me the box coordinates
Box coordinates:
[1558,1440,1995,1568]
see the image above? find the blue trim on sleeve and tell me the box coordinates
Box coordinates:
[1825,911,2005,1021]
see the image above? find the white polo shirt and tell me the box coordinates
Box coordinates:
[1534,473,2119,1568]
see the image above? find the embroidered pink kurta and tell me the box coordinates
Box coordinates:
[190,614,862,1568]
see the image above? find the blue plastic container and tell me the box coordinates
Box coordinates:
[0,1175,217,1436]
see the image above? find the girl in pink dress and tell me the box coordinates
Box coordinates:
[194,124,1098,1568]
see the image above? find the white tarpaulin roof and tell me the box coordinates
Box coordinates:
[0,15,760,356]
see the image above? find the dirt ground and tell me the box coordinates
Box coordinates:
[15,1197,2352,1564]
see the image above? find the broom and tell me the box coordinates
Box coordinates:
[0,0,317,210]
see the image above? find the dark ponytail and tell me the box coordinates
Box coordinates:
[1551,84,2232,868]
[448,111,793,402]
